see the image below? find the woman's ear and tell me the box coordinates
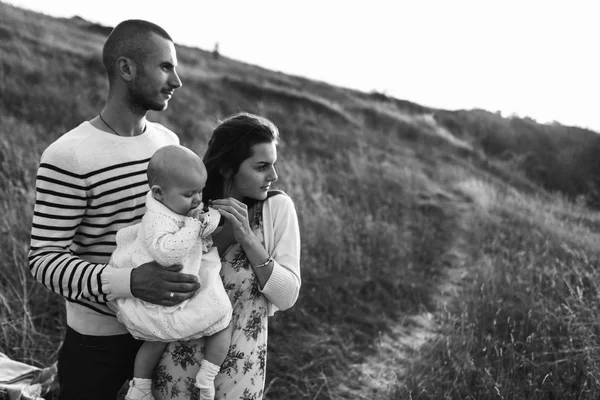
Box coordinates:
[151,185,163,200]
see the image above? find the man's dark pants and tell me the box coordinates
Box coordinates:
[57,327,142,400]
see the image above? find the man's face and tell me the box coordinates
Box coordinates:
[128,33,182,112]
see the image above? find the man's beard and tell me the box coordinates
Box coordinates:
[127,81,167,112]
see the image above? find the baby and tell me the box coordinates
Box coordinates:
[110,145,232,400]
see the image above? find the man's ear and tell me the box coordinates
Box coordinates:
[151,185,163,200]
[116,56,135,82]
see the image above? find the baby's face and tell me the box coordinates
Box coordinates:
[160,168,206,216]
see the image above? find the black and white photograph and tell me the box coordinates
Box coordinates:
[1,1,599,399]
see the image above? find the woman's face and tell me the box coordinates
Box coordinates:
[228,141,278,201]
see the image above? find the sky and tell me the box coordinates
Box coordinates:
[6,0,600,132]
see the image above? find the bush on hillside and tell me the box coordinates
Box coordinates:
[434,110,600,209]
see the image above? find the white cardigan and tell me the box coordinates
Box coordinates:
[259,193,302,316]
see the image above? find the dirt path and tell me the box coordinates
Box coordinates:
[336,198,477,399]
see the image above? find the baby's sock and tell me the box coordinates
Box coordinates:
[195,359,221,400]
[125,378,154,400]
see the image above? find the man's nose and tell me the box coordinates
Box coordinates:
[170,70,182,89]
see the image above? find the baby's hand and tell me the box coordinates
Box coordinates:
[187,207,204,221]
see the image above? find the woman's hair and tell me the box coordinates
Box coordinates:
[203,112,279,203]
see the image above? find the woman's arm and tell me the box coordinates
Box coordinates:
[258,194,301,311]
[211,195,301,311]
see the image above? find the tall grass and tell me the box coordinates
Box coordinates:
[398,178,600,399]
[5,3,600,399]
[0,117,64,367]
[1,5,465,399]
[0,109,460,400]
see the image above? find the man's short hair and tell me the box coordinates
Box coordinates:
[102,19,173,80]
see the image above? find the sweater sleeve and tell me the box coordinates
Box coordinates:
[145,213,202,266]
[260,194,301,312]
[28,146,123,304]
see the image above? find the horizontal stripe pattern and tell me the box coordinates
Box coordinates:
[29,160,148,307]
[28,122,179,317]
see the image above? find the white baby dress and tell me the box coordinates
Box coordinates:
[110,192,232,342]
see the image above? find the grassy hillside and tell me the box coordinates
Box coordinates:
[3,2,600,399]
[434,109,600,208]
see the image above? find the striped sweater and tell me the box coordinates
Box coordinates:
[28,121,179,335]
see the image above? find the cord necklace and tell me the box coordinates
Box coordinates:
[99,113,121,136]
[99,113,147,136]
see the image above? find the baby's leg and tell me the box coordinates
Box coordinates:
[195,323,233,400]
[135,341,169,378]
[126,341,168,400]
[204,323,233,367]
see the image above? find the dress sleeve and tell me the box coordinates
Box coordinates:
[260,194,301,312]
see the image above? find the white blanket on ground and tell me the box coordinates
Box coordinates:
[0,353,57,400]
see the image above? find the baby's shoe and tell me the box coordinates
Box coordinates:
[125,378,155,400]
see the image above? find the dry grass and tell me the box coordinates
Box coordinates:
[1,4,462,399]
[3,2,600,399]
[398,174,600,399]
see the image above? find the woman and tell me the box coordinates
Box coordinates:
[153,112,302,400]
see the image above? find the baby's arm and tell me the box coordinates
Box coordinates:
[188,206,222,239]
[146,213,203,265]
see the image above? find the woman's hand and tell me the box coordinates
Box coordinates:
[209,198,255,246]
[211,197,274,288]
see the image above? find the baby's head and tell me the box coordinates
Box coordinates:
[147,145,207,215]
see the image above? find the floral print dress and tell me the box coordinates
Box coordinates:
[153,207,269,400]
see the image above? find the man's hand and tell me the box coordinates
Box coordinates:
[130,261,200,306]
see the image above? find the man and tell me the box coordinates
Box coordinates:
[28,20,200,400]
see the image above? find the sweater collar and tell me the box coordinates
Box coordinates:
[144,191,186,222]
